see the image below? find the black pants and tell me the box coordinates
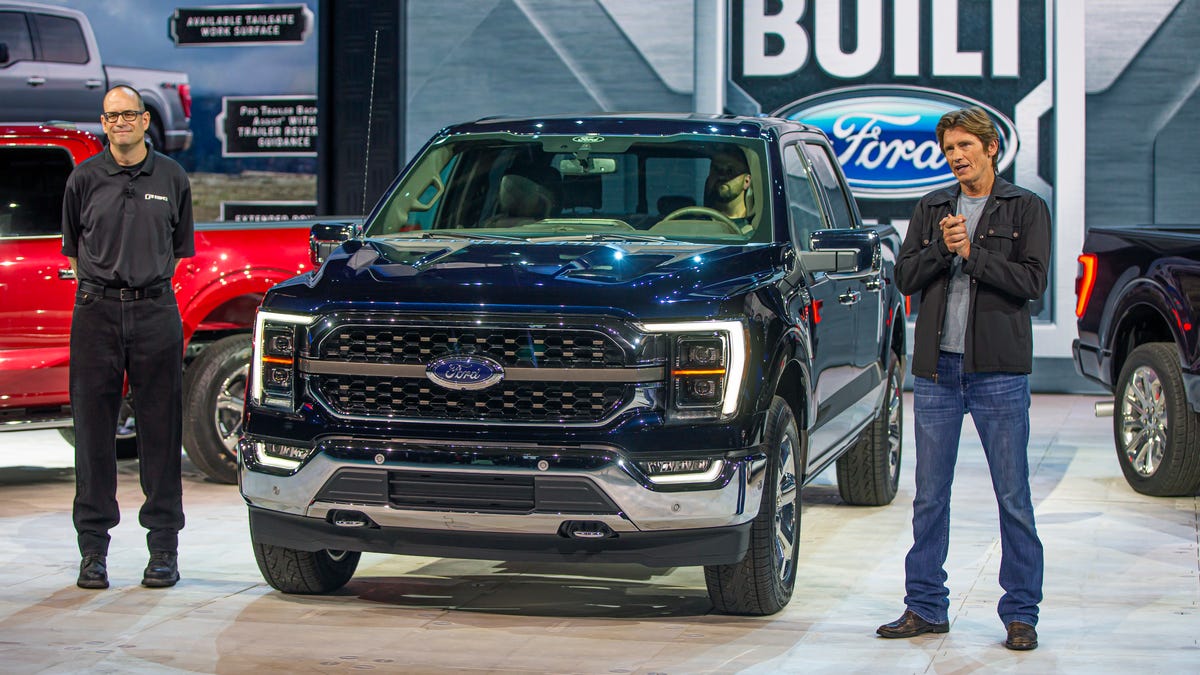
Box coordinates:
[70,286,185,555]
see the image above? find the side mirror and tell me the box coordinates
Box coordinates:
[0,43,10,65]
[802,228,881,276]
[309,221,358,266]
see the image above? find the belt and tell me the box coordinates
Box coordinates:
[78,280,170,301]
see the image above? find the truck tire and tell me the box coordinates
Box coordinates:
[252,541,360,594]
[182,334,251,484]
[1114,343,1200,496]
[58,395,139,459]
[704,396,800,615]
[836,351,904,506]
[147,113,165,153]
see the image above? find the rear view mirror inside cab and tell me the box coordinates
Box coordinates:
[559,157,617,175]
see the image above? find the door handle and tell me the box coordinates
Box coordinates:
[26,76,46,87]
[838,290,861,305]
[85,79,103,89]
[58,268,76,280]
[864,277,883,291]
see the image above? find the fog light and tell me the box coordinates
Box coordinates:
[255,442,314,470]
[636,459,724,484]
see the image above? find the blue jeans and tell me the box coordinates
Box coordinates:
[904,351,1043,627]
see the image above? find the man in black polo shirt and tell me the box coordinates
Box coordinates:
[62,85,194,589]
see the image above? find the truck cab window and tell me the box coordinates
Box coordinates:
[30,13,88,64]
[0,147,73,237]
[804,143,857,230]
[0,12,34,63]
[783,144,826,251]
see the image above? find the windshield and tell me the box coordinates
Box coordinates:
[364,132,772,244]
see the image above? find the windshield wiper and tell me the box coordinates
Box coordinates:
[416,231,526,242]
[529,232,672,244]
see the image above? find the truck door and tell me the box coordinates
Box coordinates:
[0,144,78,409]
[25,11,105,126]
[0,10,42,122]
[802,142,885,372]
[782,142,863,465]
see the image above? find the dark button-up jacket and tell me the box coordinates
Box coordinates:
[895,176,1051,378]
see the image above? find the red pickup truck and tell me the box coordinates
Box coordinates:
[0,124,318,483]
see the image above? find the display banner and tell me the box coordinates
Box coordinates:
[215,95,318,157]
[169,5,314,46]
[730,0,1049,225]
[219,201,317,222]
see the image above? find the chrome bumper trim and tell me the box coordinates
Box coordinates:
[241,448,766,533]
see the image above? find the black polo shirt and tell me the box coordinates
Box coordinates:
[61,142,194,289]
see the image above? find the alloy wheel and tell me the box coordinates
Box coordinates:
[1119,365,1168,477]
[214,364,248,453]
[774,433,799,584]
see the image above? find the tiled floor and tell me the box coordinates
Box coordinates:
[0,394,1196,674]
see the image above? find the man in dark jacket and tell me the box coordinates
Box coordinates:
[877,107,1050,651]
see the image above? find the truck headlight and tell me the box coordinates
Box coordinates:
[251,311,313,411]
[642,320,746,421]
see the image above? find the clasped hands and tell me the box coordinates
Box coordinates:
[940,214,971,259]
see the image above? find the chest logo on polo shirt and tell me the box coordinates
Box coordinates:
[145,193,170,203]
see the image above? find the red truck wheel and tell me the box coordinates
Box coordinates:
[58,396,139,459]
[182,335,251,484]
[1114,343,1200,496]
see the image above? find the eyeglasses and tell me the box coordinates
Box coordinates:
[101,110,145,123]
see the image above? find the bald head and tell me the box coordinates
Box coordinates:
[101,85,150,162]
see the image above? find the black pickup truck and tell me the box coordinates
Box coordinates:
[239,113,906,615]
[1073,225,1200,496]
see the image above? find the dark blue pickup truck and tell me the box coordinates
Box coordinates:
[1074,225,1200,497]
[238,114,906,615]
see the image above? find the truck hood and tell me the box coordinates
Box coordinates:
[271,237,786,317]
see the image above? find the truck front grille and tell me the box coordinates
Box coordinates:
[318,325,625,369]
[314,375,631,422]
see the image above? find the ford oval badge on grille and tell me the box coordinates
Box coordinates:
[426,355,505,391]
[775,85,1018,200]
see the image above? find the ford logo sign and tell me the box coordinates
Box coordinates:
[775,85,1019,200]
[426,355,505,391]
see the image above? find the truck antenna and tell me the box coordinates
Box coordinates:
[361,29,380,217]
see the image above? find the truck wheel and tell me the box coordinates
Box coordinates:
[252,540,360,594]
[58,396,139,459]
[836,351,904,506]
[182,334,251,484]
[147,114,165,152]
[704,396,800,615]
[1114,343,1200,496]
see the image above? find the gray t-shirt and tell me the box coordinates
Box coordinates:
[940,193,989,353]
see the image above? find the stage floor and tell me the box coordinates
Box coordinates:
[0,394,1196,674]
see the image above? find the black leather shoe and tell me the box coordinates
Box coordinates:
[877,610,950,638]
[1005,621,1038,650]
[77,554,108,589]
[142,551,179,588]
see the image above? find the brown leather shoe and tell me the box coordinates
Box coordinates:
[877,610,949,638]
[1005,621,1038,650]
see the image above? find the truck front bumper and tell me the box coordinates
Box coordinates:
[240,439,767,567]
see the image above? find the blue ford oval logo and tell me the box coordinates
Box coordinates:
[426,355,505,391]
[775,85,1019,200]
